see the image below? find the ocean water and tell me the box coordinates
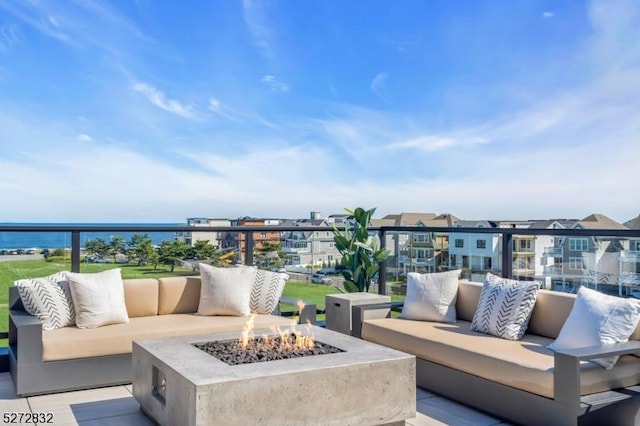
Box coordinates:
[0,223,182,249]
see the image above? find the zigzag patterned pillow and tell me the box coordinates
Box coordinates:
[470,273,541,340]
[250,269,287,314]
[14,271,76,330]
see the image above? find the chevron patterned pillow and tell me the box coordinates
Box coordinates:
[14,272,76,330]
[250,269,287,314]
[470,273,541,340]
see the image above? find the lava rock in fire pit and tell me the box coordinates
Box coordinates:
[193,334,344,366]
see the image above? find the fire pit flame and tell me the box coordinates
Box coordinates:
[238,302,315,353]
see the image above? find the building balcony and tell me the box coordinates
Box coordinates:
[621,250,640,262]
[544,265,564,276]
[542,247,563,257]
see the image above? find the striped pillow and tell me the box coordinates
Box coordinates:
[250,270,287,314]
[14,272,76,330]
[470,273,541,340]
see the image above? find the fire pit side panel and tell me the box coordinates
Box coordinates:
[198,358,416,426]
[132,342,198,426]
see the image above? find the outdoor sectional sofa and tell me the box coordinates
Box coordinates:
[9,276,316,396]
[352,280,640,426]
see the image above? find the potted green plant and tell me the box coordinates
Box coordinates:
[332,207,390,292]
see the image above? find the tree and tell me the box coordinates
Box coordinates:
[332,207,390,292]
[254,241,286,269]
[109,236,126,262]
[157,240,188,272]
[85,238,109,257]
[187,240,218,261]
[128,234,155,266]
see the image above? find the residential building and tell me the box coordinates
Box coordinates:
[541,214,628,294]
[448,220,501,281]
[382,213,458,276]
[448,219,564,284]
[175,217,231,247]
[281,217,341,267]
[218,217,284,263]
[621,214,640,296]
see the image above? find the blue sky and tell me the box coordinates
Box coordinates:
[0,0,638,223]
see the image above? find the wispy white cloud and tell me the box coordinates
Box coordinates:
[261,75,289,92]
[208,98,239,122]
[542,12,555,18]
[132,82,196,119]
[0,24,20,51]
[0,1,76,45]
[77,133,93,143]
[390,135,488,152]
[208,97,277,129]
[243,0,275,62]
[370,72,388,100]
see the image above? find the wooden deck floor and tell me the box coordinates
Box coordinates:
[0,373,509,425]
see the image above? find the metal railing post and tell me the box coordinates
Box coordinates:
[501,232,513,279]
[71,231,81,272]
[244,231,254,266]
[378,229,387,295]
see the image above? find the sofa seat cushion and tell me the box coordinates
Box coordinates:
[362,318,640,399]
[42,314,295,361]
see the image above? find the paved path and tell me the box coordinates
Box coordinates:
[0,254,44,262]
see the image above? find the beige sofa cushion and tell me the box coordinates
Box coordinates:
[158,276,201,314]
[42,313,295,361]
[455,280,482,322]
[123,279,159,318]
[362,318,640,399]
[527,289,575,339]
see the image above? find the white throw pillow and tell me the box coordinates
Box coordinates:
[548,286,640,369]
[14,271,76,330]
[470,273,541,341]
[198,264,256,316]
[400,270,461,323]
[66,268,129,329]
[250,269,287,314]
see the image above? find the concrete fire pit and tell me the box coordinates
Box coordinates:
[132,325,415,426]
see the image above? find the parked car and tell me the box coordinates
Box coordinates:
[311,273,332,284]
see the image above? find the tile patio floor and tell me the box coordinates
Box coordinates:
[0,373,508,425]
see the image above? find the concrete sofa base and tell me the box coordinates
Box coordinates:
[416,357,640,426]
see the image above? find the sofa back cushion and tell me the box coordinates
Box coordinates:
[158,276,201,315]
[456,280,482,322]
[455,280,640,340]
[526,289,575,339]
[123,278,159,318]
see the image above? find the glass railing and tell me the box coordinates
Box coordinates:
[1,224,639,348]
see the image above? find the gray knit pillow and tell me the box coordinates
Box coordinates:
[250,269,287,314]
[470,273,541,340]
[14,272,76,330]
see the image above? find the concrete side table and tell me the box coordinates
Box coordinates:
[325,293,391,335]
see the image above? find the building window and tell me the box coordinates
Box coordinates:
[412,233,431,243]
[476,240,486,249]
[483,257,492,269]
[455,239,464,248]
[569,238,588,251]
[462,255,469,268]
[519,240,532,250]
[632,241,640,251]
[569,257,587,270]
